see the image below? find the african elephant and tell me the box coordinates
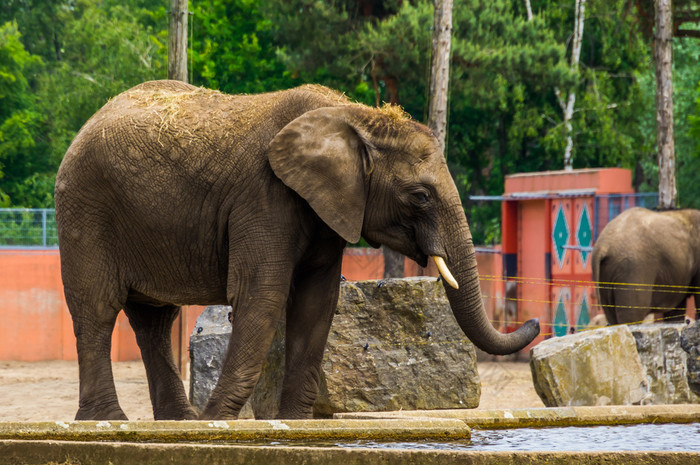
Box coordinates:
[592,207,700,325]
[55,80,539,421]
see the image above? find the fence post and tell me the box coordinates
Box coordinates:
[42,209,47,247]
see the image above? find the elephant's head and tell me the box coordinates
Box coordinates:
[268,104,539,355]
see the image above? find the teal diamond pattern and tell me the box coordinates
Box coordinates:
[577,204,592,266]
[552,205,569,269]
[553,294,568,337]
[576,294,590,331]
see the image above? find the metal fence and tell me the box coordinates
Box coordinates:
[593,193,658,240]
[0,209,58,248]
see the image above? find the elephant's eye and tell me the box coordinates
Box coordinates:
[411,191,430,204]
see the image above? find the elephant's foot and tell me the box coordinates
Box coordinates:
[75,403,128,421]
[154,405,199,421]
[198,399,243,420]
[277,406,313,420]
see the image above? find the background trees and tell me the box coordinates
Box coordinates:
[0,0,698,243]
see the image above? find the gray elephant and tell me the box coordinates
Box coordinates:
[592,207,700,325]
[55,80,539,421]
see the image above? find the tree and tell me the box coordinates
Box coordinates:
[0,21,47,207]
[673,33,700,208]
[190,0,295,94]
[631,0,700,39]
[628,0,700,208]
[557,0,585,170]
[0,1,169,207]
[427,0,453,153]
[168,0,188,82]
[654,0,676,209]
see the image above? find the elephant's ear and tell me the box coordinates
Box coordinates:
[268,106,370,243]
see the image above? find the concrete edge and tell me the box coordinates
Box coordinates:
[1,440,697,465]
[333,404,700,429]
[0,418,469,443]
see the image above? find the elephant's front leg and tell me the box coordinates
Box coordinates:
[199,280,291,420]
[277,255,344,419]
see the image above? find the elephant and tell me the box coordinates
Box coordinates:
[592,207,700,326]
[55,80,540,421]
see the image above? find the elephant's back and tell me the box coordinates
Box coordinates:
[594,207,694,279]
[58,81,352,192]
[57,81,272,196]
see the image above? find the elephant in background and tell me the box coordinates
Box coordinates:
[55,80,539,421]
[592,207,700,325]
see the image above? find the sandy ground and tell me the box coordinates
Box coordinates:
[0,360,543,421]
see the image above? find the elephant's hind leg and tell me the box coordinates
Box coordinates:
[123,301,197,420]
[68,294,127,421]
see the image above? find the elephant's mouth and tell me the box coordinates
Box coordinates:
[414,251,429,268]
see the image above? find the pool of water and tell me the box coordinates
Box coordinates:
[274,423,700,452]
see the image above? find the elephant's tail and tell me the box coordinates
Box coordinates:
[592,247,615,325]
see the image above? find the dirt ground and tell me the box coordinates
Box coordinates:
[0,360,543,421]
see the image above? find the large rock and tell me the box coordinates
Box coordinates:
[530,326,650,407]
[187,306,256,418]
[680,321,700,397]
[630,323,700,404]
[316,278,480,415]
[189,278,480,418]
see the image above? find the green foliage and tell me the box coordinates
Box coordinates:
[675,35,700,208]
[0,21,47,207]
[0,0,167,207]
[691,82,700,174]
[190,0,295,93]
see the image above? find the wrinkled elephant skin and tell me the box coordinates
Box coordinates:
[592,207,700,325]
[55,80,539,421]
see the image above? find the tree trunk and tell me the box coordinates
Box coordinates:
[427,0,453,154]
[560,0,586,171]
[524,0,533,21]
[403,0,453,280]
[383,249,405,278]
[655,0,676,209]
[168,0,188,82]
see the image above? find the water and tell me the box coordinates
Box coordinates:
[290,423,700,452]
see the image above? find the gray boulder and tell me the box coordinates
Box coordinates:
[630,323,700,404]
[530,323,700,407]
[189,278,480,418]
[680,321,700,397]
[530,325,650,407]
[316,278,480,415]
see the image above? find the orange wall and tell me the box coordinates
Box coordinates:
[0,250,74,361]
[0,250,141,362]
[340,248,437,281]
[516,200,549,350]
[0,248,501,362]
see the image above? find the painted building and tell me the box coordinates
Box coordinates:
[497,168,657,349]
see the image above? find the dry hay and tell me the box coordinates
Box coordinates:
[297,83,350,106]
[376,102,411,122]
[125,86,222,122]
[107,82,414,148]
[121,86,225,146]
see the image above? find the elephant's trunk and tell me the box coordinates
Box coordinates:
[441,207,540,355]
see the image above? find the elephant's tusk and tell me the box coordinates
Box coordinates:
[432,256,459,290]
